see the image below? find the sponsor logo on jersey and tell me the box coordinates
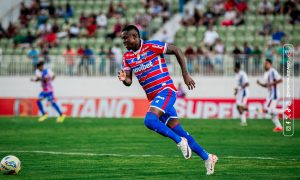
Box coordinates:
[133,61,153,73]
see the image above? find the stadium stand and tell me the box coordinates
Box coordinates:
[0,0,299,76]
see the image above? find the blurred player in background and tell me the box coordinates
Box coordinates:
[234,63,249,126]
[118,25,217,175]
[31,61,65,123]
[257,59,283,132]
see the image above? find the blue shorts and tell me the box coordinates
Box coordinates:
[150,88,178,125]
[38,91,55,103]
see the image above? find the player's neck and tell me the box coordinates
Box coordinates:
[132,40,141,52]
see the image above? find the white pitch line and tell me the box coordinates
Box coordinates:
[0,150,298,161]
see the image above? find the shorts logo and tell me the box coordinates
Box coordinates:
[157,96,165,100]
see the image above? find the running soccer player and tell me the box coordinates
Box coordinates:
[118,25,217,175]
[31,61,65,123]
[257,59,283,132]
[234,63,249,126]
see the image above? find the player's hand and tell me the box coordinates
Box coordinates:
[118,70,126,81]
[234,88,238,96]
[30,78,35,82]
[183,73,195,90]
[256,80,261,85]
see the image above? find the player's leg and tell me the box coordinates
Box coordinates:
[164,111,217,175]
[47,92,65,123]
[144,89,191,159]
[236,93,247,126]
[269,99,283,132]
[37,92,48,122]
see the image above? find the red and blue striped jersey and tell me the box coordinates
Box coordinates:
[122,40,177,101]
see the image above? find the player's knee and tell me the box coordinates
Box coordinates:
[144,112,158,129]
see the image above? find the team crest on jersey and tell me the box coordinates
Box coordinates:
[137,53,147,63]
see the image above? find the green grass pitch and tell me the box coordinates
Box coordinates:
[0,117,299,179]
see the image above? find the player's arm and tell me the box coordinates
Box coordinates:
[30,76,41,82]
[241,82,249,89]
[166,44,195,90]
[267,79,282,87]
[118,70,132,86]
[257,80,267,88]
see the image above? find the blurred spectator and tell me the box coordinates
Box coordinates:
[232,43,242,64]
[41,44,50,67]
[181,9,193,26]
[213,38,225,71]
[203,7,216,26]
[39,31,58,48]
[115,1,126,17]
[161,1,170,23]
[79,12,87,28]
[236,0,248,14]
[7,22,17,38]
[149,0,163,17]
[234,11,245,26]
[107,47,117,76]
[64,2,74,20]
[69,23,80,38]
[112,44,122,69]
[63,45,76,76]
[251,45,262,74]
[51,20,60,33]
[38,19,52,36]
[294,45,300,75]
[15,31,36,48]
[48,1,56,17]
[258,0,274,15]
[259,18,273,36]
[108,2,115,18]
[273,0,282,15]
[221,8,236,26]
[40,0,50,10]
[264,44,275,61]
[19,2,30,27]
[36,10,48,28]
[193,8,204,26]
[185,45,196,73]
[79,45,95,76]
[96,12,108,28]
[85,19,97,37]
[289,5,300,24]
[77,45,84,74]
[272,28,286,44]
[224,0,236,11]
[30,0,40,15]
[106,20,122,40]
[212,0,225,16]
[61,20,70,32]
[276,41,288,74]
[203,26,219,47]
[55,5,65,18]
[176,83,186,98]
[283,0,296,14]
[27,45,39,70]
[243,42,252,72]
[98,46,106,75]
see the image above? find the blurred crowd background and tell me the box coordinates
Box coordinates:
[0,0,299,76]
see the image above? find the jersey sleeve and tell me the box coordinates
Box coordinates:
[272,69,282,81]
[243,72,249,83]
[35,69,41,77]
[122,55,131,71]
[148,40,167,55]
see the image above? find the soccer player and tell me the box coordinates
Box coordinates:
[31,61,65,123]
[118,25,217,175]
[234,63,249,126]
[257,59,283,132]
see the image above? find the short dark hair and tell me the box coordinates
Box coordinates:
[122,25,140,38]
[266,58,272,64]
[37,61,44,68]
[235,62,241,69]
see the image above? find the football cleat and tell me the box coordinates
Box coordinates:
[273,127,283,132]
[240,122,248,126]
[177,137,192,159]
[57,114,66,123]
[38,114,48,122]
[205,154,218,175]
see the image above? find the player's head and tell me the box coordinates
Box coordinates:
[234,63,241,73]
[264,59,272,71]
[36,61,44,71]
[121,25,140,50]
